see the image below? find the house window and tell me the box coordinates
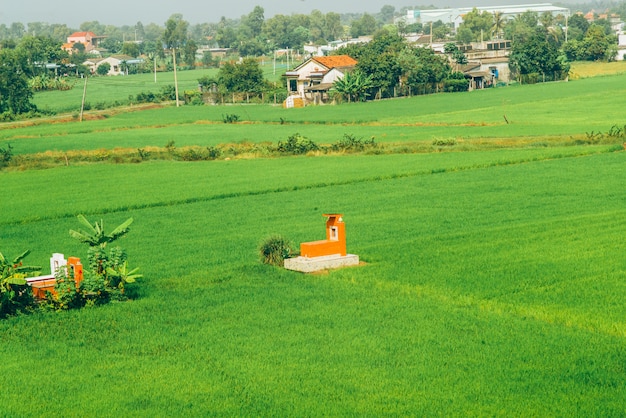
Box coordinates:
[289,79,297,93]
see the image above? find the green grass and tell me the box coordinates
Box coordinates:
[2,73,625,158]
[1,149,625,415]
[32,61,289,114]
[0,71,625,415]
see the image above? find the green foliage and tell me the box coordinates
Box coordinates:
[222,113,240,123]
[0,143,13,168]
[0,250,39,318]
[330,133,377,152]
[51,264,81,310]
[459,8,493,42]
[259,235,294,266]
[217,58,266,94]
[106,261,143,294]
[432,137,457,146]
[69,215,133,249]
[350,13,378,38]
[29,74,74,92]
[563,24,618,62]
[96,62,111,76]
[509,26,569,83]
[57,216,141,306]
[443,72,469,92]
[0,48,37,115]
[277,133,319,154]
[331,69,373,103]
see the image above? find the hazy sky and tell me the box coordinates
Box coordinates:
[2,0,527,27]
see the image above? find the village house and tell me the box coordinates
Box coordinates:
[83,55,144,76]
[63,31,106,54]
[284,55,357,105]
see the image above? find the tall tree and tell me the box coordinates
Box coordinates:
[509,26,569,83]
[378,5,396,24]
[241,6,265,38]
[350,13,378,38]
[218,57,266,93]
[351,31,404,98]
[460,8,493,41]
[0,48,36,115]
[492,11,505,39]
[162,14,189,106]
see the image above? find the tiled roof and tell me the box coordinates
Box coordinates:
[69,31,95,38]
[312,55,357,69]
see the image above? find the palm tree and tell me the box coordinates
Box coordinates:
[540,11,555,29]
[492,11,505,40]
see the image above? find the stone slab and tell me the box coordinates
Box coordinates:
[284,254,359,273]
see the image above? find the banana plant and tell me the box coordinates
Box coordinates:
[1,250,40,317]
[70,215,134,276]
[106,261,142,293]
[69,215,133,248]
[1,250,40,285]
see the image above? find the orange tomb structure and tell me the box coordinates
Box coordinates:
[27,253,84,299]
[284,214,359,273]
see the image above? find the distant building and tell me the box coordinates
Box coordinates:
[284,55,357,104]
[84,55,144,76]
[63,31,106,54]
[399,3,570,31]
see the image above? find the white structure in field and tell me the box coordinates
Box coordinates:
[399,3,571,31]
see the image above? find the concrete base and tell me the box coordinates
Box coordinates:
[284,254,359,273]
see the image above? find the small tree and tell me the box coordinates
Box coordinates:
[217,58,267,96]
[96,62,111,76]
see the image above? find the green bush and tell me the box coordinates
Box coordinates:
[277,133,319,154]
[222,113,240,123]
[0,250,39,318]
[259,236,294,267]
[331,134,376,152]
[432,138,457,147]
[0,143,13,168]
[443,78,469,92]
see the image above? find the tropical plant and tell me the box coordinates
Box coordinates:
[69,215,133,248]
[0,250,39,318]
[69,215,142,300]
[106,261,143,294]
[70,215,133,276]
[492,11,505,39]
[332,70,373,103]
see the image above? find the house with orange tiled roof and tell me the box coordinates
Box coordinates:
[63,31,106,54]
[284,55,357,105]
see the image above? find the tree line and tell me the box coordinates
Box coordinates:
[0,3,624,116]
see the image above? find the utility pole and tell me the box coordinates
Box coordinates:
[79,75,87,122]
[173,48,180,107]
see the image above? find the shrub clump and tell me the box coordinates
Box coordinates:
[330,134,377,152]
[277,133,320,155]
[259,236,294,267]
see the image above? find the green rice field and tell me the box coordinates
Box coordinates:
[0,70,625,416]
